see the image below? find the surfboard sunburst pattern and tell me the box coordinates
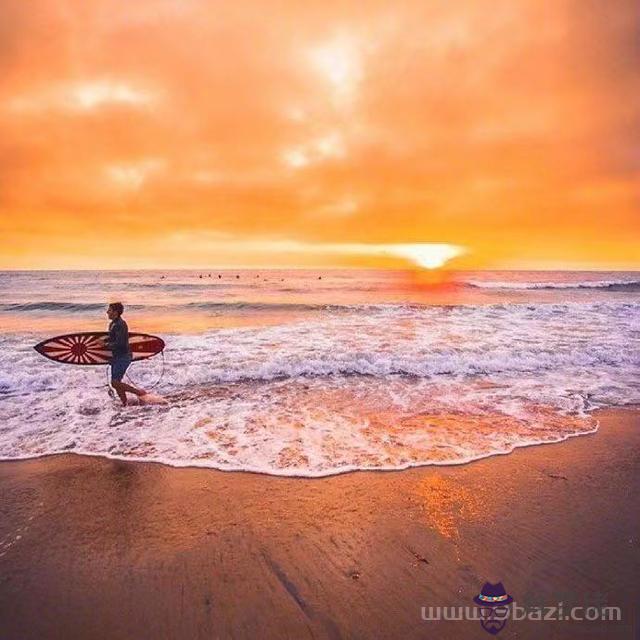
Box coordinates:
[34,332,165,366]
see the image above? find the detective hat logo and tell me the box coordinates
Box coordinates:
[473,582,513,635]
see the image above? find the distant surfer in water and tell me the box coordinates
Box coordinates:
[104,302,147,405]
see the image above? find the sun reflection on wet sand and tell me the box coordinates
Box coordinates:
[415,474,487,542]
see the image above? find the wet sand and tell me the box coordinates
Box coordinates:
[0,407,638,639]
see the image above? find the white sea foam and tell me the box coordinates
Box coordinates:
[0,301,638,476]
[465,278,640,290]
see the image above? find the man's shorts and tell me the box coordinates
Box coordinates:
[110,354,132,382]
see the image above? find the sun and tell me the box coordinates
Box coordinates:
[382,244,466,270]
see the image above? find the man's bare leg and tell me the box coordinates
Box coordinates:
[111,381,128,405]
[118,381,147,397]
[111,380,147,406]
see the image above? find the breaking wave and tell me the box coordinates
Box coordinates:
[0,300,638,476]
[465,278,640,291]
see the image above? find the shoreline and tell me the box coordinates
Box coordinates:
[0,406,638,639]
[0,416,602,479]
[0,405,617,479]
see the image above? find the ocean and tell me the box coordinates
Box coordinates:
[0,269,638,476]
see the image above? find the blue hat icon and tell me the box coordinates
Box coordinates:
[473,582,513,607]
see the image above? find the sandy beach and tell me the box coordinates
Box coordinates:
[0,406,637,639]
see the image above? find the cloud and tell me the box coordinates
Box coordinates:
[282,132,346,169]
[308,32,364,106]
[0,0,638,268]
[7,80,156,113]
[106,158,165,189]
[311,197,360,218]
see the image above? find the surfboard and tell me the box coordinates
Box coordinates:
[33,332,165,366]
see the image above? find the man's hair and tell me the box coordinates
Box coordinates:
[109,302,124,315]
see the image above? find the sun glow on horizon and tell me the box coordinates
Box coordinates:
[154,235,467,271]
[376,244,467,270]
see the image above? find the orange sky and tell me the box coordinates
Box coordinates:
[0,0,638,270]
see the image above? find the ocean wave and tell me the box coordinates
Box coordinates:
[1,301,638,391]
[5,298,640,317]
[0,375,604,476]
[1,346,637,394]
[0,299,638,476]
[0,300,390,314]
[0,302,109,312]
[465,278,640,291]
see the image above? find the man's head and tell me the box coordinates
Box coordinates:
[107,302,124,320]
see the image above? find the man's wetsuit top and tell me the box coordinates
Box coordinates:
[106,317,131,357]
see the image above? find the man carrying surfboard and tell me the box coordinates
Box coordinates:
[104,302,147,405]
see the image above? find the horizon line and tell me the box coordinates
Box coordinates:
[1,266,639,273]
